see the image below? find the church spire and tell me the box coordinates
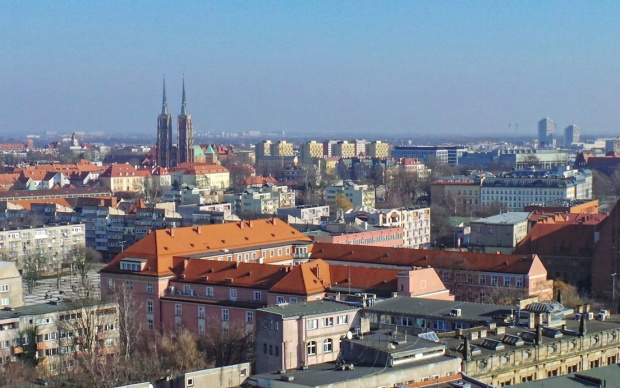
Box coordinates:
[180,76,188,116]
[161,76,168,115]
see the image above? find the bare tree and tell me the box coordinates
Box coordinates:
[23,251,47,294]
[68,246,103,288]
[198,317,254,367]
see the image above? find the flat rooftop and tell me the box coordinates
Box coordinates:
[513,363,620,387]
[259,300,358,319]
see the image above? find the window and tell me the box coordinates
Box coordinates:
[0,285,8,292]
[253,291,261,301]
[306,319,318,330]
[278,248,282,256]
[503,277,510,287]
[183,285,191,295]
[491,275,498,286]
[307,341,317,355]
[516,277,524,288]
[1,298,8,306]
[146,300,154,313]
[125,280,133,290]
[187,377,194,387]
[290,297,298,304]
[222,309,229,321]
[466,274,473,284]
[276,296,285,304]
[246,311,253,324]
[230,289,237,301]
[479,275,486,285]
[337,315,349,325]
[323,317,334,327]
[146,282,153,294]
[323,338,333,352]
[175,304,182,316]
[398,316,413,326]
[206,287,213,297]
[198,306,205,319]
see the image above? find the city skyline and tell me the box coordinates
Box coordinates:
[3,1,620,137]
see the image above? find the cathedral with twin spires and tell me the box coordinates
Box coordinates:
[155,78,194,168]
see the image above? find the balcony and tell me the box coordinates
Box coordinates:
[11,346,23,355]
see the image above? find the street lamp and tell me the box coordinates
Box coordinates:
[612,273,618,301]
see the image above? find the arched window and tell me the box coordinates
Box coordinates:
[307,341,317,355]
[323,338,333,352]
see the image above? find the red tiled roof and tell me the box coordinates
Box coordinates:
[101,219,312,277]
[170,162,229,175]
[311,243,539,275]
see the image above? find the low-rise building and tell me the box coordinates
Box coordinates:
[325,181,375,209]
[224,184,296,216]
[345,206,431,248]
[311,243,554,303]
[468,212,530,254]
[277,205,329,226]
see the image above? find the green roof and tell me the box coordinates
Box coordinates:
[193,145,205,157]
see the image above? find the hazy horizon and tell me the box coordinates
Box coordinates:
[3,1,620,137]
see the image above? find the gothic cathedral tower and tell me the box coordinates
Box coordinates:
[156,78,173,168]
[177,78,195,165]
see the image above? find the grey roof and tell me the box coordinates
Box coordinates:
[0,299,113,321]
[471,212,530,225]
[250,356,460,388]
[513,364,620,387]
[364,297,514,323]
[258,300,359,319]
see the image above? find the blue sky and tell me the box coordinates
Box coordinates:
[2,1,620,138]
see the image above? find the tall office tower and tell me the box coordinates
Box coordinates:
[538,118,555,148]
[156,78,173,168]
[564,124,580,147]
[177,78,194,165]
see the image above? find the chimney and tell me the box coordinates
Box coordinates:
[169,228,175,238]
[240,222,244,229]
[272,217,277,226]
[579,312,587,336]
[249,220,253,228]
[535,323,542,346]
[316,264,320,279]
[196,226,202,235]
[463,336,471,361]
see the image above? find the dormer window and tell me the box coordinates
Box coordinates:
[120,258,147,272]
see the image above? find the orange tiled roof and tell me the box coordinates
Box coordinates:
[515,213,606,257]
[311,243,540,275]
[0,174,19,186]
[8,198,73,210]
[102,219,312,277]
[171,162,229,175]
[100,164,150,178]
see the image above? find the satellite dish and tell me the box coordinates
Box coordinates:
[346,331,353,340]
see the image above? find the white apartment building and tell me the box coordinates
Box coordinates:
[325,181,375,209]
[480,168,592,211]
[345,206,431,248]
[224,184,296,216]
[0,224,86,272]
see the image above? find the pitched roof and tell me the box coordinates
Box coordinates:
[311,243,541,275]
[515,213,606,257]
[101,219,312,277]
[170,162,229,175]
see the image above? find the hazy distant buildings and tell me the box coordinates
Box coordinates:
[391,145,465,165]
[538,118,555,148]
[365,140,390,158]
[564,124,580,147]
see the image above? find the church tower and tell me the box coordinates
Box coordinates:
[156,78,173,168]
[177,77,194,165]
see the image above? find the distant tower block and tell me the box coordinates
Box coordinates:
[177,77,195,165]
[564,124,580,147]
[156,78,173,168]
[538,118,555,148]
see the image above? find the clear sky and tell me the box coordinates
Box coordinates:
[2,1,620,138]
